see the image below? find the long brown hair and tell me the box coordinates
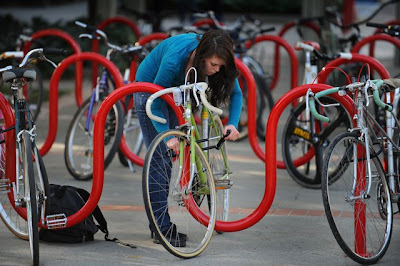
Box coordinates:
[190,29,239,107]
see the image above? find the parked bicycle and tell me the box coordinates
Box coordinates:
[308,76,400,264]
[0,47,66,266]
[281,42,353,188]
[64,21,146,180]
[143,68,234,258]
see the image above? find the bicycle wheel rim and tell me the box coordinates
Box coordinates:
[322,132,392,264]
[142,130,216,258]
[64,98,123,180]
[22,132,39,266]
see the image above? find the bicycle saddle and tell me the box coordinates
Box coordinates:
[2,68,36,82]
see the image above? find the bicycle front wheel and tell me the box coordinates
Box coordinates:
[64,97,124,180]
[142,130,216,258]
[21,131,39,266]
[322,132,392,265]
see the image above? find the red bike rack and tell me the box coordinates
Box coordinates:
[318,53,390,84]
[216,84,354,232]
[274,21,321,91]
[137,32,168,46]
[22,28,83,107]
[369,20,400,58]
[351,33,400,58]
[65,83,182,229]
[245,35,299,92]
[91,16,142,87]
[0,95,20,217]
[41,52,124,157]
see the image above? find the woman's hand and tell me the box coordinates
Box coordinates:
[166,137,180,154]
[224,124,240,141]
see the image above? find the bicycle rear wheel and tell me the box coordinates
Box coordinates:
[282,97,351,188]
[21,131,39,266]
[118,103,144,167]
[142,130,216,258]
[64,97,124,180]
[322,132,392,264]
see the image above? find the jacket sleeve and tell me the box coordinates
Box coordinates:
[227,78,243,129]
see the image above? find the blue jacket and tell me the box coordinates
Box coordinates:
[136,32,242,133]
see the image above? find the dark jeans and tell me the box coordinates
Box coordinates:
[134,92,179,232]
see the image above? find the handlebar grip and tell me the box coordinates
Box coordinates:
[145,87,176,124]
[294,42,314,51]
[43,48,69,56]
[75,21,97,33]
[366,22,387,29]
[309,87,340,122]
[199,90,223,115]
[372,79,393,111]
[309,99,330,123]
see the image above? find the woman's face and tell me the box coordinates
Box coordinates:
[204,54,226,76]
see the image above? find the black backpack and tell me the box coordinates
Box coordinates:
[39,184,135,247]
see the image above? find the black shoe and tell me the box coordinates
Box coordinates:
[151,224,187,247]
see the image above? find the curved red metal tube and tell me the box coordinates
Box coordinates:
[91,16,142,87]
[273,21,320,90]
[370,20,400,57]
[62,83,182,228]
[42,52,124,157]
[22,28,83,107]
[137,32,168,46]
[245,35,299,92]
[351,33,400,61]
[318,53,390,83]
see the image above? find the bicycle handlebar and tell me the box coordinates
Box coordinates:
[309,79,392,122]
[75,21,144,54]
[19,48,67,68]
[146,82,223,124]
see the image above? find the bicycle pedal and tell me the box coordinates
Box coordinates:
[46,213,67,229]
[0,178,11,193]
[214,179,233,189]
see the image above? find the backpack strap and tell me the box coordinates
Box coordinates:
[73,187,136,248]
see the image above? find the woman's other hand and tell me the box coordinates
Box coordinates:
[166,137,180,154]
[224,124,240,141]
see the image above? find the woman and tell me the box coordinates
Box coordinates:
[134,29,242,247]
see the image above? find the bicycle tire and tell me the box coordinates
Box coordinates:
[253,71,274,141]
[118,104,144,167]
[64,97,124,180]
[207,115,230,222]
[322,132,392,265]
[282,97,351,188]
[22,131,40,266]
[142,129,216,258]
